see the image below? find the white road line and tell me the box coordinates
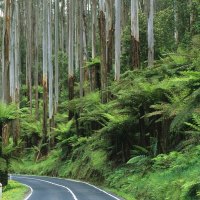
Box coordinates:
[22,183,33,200]
[10,175,33,200]
[63,178,122,200]
[14,176,78,200]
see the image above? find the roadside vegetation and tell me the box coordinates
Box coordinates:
[2,180,29,200]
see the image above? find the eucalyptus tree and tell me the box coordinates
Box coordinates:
[34,0,40,120]
[48,0,53,121]
[106,0,114,73]
[148,0,154,67]
[42,0,48,153]
[55,0,59,113]
[14,0,20,103]
[114,0,121,81]
[2,0,11,103]
[83,0,88,87]
[99,0,107,103]
[131,0,140,69]
[10,0,20,145]
[78,0,84,97]
[68,0,74,119]
[27,0,33,112]
[92,0,97,59]
[174,0,178,45]
[60,0,65,51]
[90,0,98,92]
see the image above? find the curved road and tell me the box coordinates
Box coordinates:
[11,175,123,200]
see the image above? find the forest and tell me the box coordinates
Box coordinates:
[0,0,200,199]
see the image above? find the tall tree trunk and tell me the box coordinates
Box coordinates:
[27,0,33,112]
[13,0,20,146]
[3,0,11,103]
[42,0,48,154]
[92,0,97,59]
[79,0,84,98]
[106,0,114,74]
[55,0,59,113]
[99,0,107,103]
[35,0,39,120]
[131,0,140,69]
[60,0,65,51]
[90,0,98,92]
[174,0,179,45]
[83,0,89,94]
[48,0,53,120]
[148,0,154,67]
[114,0,121,81]
[68,0,74,120]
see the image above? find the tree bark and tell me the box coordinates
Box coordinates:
[99,7,107,103]
[55,0,59,113]
[68,0,74,119]
[131,0,140,69]
[148,0,154,67]
[3,0,11,103]
[114,0,121,81]
[42,0,48,154]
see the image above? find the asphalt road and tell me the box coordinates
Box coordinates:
[11,175,123,200]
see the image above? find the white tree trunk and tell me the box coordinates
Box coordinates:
[68,0,74,78]
[79,0,84,97]
[148,0,154,67]
[48,0,53,119]
[15,0,20,102]
[92,0,97,59]
[114,0,121,81]
[10,2,15,101]
[55,0,59,112]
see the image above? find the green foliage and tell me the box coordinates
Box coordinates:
[87,57,100,68]
[0,103,18,123]
[2,180,29,200]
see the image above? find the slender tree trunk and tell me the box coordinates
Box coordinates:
[13,0,20,146]
[92,0,97,59]
[189,0,194,35]
[106,0,114,74]
[99,1,107,103]
[148,0,154,67]
[174,0,179,45]
[27,0,33,112]
[68,0,74,120]
[131,0,140,69]
[55,0,59,113]
[3,0,11,103]
[114,0,121,81]
[83,0,89,94]
[42,0,48,154]
[79,0,84,98]
[48,0,53,120]
[35,0,39,120]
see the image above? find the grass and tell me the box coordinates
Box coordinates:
[2,180,29,200]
